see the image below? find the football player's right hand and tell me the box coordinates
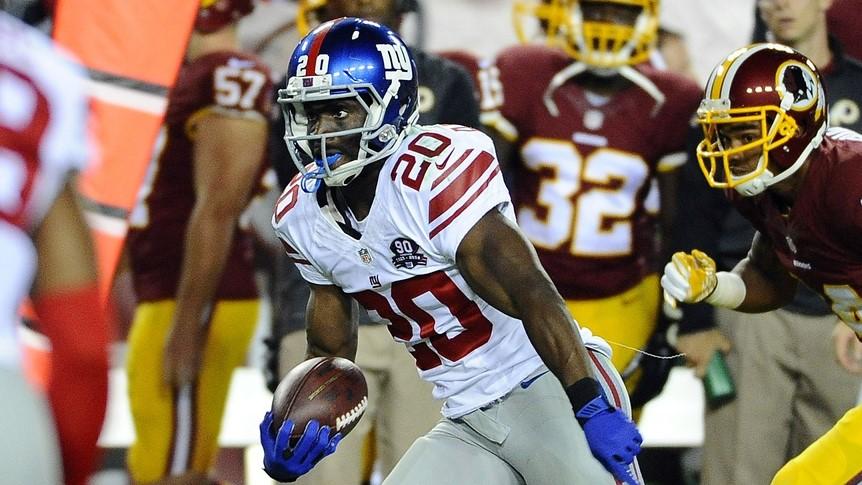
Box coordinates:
[260,412,342,482]
[661,250,718,304]
[575,395,642,485]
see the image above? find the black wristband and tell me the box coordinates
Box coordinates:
[564,377,603,412]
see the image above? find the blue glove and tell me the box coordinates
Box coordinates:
[575,395,642,485]
[259,412,342,482]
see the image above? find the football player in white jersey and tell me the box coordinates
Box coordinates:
[260,18,643,485]
[0,10,107,485]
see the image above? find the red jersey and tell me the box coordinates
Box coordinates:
[483,44,701,299]
[127,51,271,302]
[731,129,862,331]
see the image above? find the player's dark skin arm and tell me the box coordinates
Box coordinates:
[456,208,596,387]
[731,231,798,313]
[304,283,358,362]
[164,114,267,386]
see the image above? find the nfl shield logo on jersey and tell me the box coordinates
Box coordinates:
[358,248,373,265]
[390,238,427,269]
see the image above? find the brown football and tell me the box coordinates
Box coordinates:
[269,356,368,444]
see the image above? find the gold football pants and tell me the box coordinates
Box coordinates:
[126,299,259,482]
[772,405,862,485]
[565,274,660,398]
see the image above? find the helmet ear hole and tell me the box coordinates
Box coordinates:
[358,92,375,107]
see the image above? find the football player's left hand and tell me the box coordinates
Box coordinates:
[661,250,718,304]
[259,412,341,482]
[576,395,642,485]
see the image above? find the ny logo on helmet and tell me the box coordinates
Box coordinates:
[376,43,413,91]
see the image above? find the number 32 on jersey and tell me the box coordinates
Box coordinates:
[518,138,650,257]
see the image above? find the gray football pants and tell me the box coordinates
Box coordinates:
[0,366,63,484]
[384,348,642,485]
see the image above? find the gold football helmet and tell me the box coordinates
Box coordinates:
[297,0,326,36]
[296,0,417,35]
[512,0,659,69]
[696,44,827,196]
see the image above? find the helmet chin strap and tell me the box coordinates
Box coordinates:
[733,164,773,197]
[301,153,342,193]
[733,121,827,197]
[322,163,365,187]
[318,121,415,189]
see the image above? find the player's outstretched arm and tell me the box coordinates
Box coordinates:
[662,232,797,313]
[731,232,798,312]
[456,208,641,485]
[456,208,593,383]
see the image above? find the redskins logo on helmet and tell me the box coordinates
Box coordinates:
[512,0,659,69]
[697,43,827,197]
[195,0,255,33]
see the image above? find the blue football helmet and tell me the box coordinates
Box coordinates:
[279,17,420,191]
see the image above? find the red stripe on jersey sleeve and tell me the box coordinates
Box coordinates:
[431,149,474,190]
[588,351,623,409]
[429,150,496,222]
[429,166,501,239]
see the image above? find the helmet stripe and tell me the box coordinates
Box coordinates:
[708,50,742,100]
[307,21,334,76]
[710,44,772,101]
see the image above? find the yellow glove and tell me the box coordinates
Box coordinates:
[661,250,718,304]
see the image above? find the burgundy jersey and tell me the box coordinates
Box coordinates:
[127,51,271,302]
[482,44,701,299]
[731,129,862,332]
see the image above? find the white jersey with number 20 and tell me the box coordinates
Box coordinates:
[273,124,610,418]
